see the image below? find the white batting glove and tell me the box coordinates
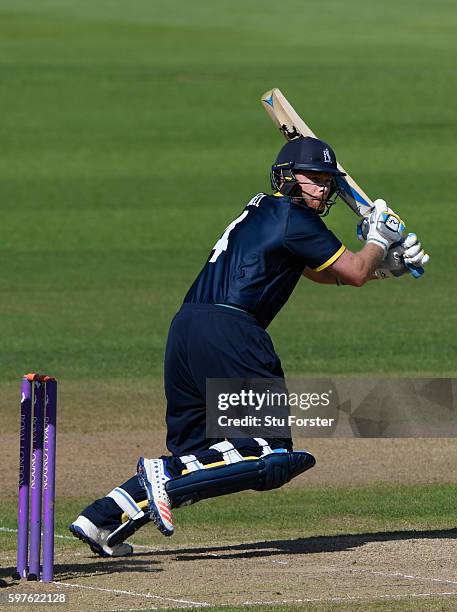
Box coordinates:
[402,232,430,267]
[381,242,409,277]
[375,233,429,279]
[365,199,405,255]
[356,200,405,249]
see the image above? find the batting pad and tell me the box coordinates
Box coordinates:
[166,450,315,507]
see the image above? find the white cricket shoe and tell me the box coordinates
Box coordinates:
[137,457,174,536]
[69,515,133,558]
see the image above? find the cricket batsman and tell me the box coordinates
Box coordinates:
[70,136,429,556]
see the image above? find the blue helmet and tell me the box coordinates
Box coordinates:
[271,137,345,214]
[271,136,345,185]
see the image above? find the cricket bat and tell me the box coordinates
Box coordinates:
[261,88,424,278]
[262,88,373,217]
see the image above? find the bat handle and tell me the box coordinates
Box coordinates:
[406,263,425,278]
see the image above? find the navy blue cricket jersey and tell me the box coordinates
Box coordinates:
[184,193,345,328]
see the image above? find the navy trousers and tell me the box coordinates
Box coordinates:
[83,303,292,530]
[165,303,291,456]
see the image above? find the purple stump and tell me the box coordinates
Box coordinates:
[28,379,45,581]
[42,378,57,583]
[15,377,33,579]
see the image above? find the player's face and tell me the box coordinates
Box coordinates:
[295,171,334,214]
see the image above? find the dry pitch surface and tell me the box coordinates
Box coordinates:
[1,382,457,610]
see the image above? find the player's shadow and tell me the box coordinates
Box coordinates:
[2,528,455,584]
[146,527,457,561]
[1,557,162,585]
[55,557,163,580]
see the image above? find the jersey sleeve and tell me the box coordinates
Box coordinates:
[284,204,346,271]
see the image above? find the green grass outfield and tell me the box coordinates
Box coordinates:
[0,3,456,609]
[1,483,457,609]
[0,0,455,380]
[2,482,457,552]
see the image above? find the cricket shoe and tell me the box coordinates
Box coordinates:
[137,457,174,536]
[69,515,133,558]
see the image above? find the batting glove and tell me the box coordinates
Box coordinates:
[402,232,430,267]
[374,233,429,278]
[364,199,405,255]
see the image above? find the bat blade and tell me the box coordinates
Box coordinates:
[261,88,317,140]
[261,88,373,217]
[261,88,424,278]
